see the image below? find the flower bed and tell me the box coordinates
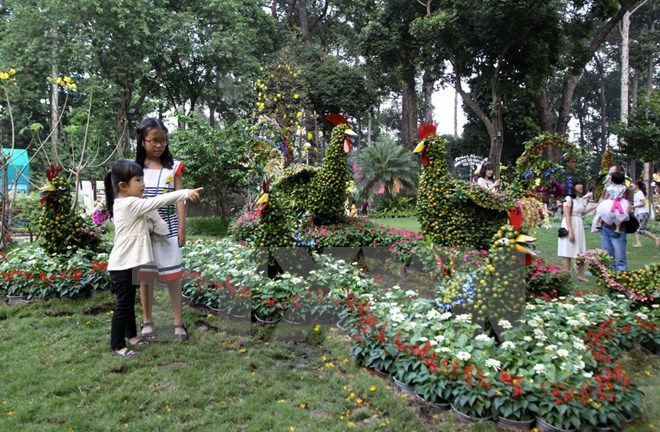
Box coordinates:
[577,249,659,303]
[343,284,655,430]
[0,247,110,298]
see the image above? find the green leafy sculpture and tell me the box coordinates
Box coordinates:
[38,166,102,255]
[414,122,512,250]
[305,115,356,225]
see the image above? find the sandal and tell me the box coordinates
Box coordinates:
[111,349,139,358]
[173,324,188,341]
[140,321,155,338]
[127,337,150,347]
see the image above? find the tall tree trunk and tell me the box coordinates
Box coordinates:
[115,91,131,157]
[536,88,553,131]
[422,66,435,122]
[50,27,59,162]
[297,0,312,42]
[594,55,609,153]
[400,62,418,150]
[619,0,649,181]
[453,88,458,138]
[620,10,631,123]
[646,2,655,96]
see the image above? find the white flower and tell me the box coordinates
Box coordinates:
[556,349,569,358]
[583,371,593,378]
[475,334,491,342]
[418,337,428,342]
[425,309,441,320]
[526,304,537,310]
[485,358,501,370]
[456,351,471,361]
[455,314,471,322]
[498,319,512,329]
[652,304,659,309]
[434,335,445,343]
[636,312,648,320]
[439,312,452,320]
[501,341,516,349]
[544,344,557,352]
[405,290,417,297]
[436,347,452,353]
[533,328,547,341]
[566,318,581,326]
[573,339,587,351]
[523,336,533,342]
[533,364,546,375]
[576,358,585,370]
[559,303,575,310]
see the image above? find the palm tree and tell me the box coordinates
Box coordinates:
[351,135,420,204]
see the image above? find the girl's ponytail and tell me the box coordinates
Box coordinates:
[104,171,115,218]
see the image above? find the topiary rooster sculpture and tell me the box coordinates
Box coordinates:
[414,122,513,250]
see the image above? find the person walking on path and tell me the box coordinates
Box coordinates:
[105,160,202,357]
[632,180,660,248]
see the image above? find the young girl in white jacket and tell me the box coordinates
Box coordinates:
[104,160,202,358]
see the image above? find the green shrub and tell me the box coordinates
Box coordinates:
[186,216,230,237]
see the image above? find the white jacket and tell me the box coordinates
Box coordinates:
[107,190,191,271]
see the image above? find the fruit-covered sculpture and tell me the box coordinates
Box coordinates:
[414,122,512,250]
[38,166,102,255]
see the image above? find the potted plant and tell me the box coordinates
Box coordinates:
[413,361,453,412]
[580,365,643,431]
[535,383,583,432]
[493,370,537,431]
[450,363,494,422]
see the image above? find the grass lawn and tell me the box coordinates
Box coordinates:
[1,218,658,431]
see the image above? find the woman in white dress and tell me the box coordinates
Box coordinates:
[558,179,589,281]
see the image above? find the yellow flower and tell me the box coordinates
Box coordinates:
[290,427,295,432]
[307,132,313,140]
[166,175,174,184]
[296,112,302,118]
[63,76,72,83]
[294,93,300,99]
[370,386,376,392]
[8,68,15,75]
[1,72,10,80]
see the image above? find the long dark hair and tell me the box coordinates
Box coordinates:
[479,161,495,180]
[135,117,174,169]
[635,180,646,195]
[567,178,584,199]
[104,160,144,217]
